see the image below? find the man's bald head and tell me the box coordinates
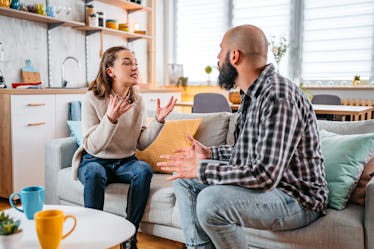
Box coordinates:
[222,25,268,64]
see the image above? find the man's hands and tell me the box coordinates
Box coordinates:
[157,135,212,180]
[155,96,177,123]
[107,94,132,123]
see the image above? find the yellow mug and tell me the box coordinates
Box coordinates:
[34,209,77,249]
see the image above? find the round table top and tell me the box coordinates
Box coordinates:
[3,204,135,249]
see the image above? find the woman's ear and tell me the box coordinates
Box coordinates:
[106,67,114,78]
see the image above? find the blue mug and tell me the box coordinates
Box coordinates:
[9,186,45,220]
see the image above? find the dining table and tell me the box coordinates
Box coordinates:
[175,102,374,121]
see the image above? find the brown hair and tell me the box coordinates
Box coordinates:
[88,46,137,103]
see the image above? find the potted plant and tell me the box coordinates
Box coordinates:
[0,211,22,249]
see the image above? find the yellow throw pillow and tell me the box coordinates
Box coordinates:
[136,119,202,173]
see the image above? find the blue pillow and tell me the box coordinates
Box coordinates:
[67,121,82,146]
[320,129,374,210]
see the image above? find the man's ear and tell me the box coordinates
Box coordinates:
[230,49,241,65]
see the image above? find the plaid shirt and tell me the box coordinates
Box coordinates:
[198,64,328,213]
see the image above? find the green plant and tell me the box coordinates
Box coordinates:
[205,65,213,82]
[177,76,188,87]
[0,212,21,235]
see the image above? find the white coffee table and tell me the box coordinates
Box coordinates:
[4,205,135,249]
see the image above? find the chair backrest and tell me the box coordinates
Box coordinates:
[192,93,232,113]
[311,94,341,105]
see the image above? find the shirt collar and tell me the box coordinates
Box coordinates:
[240,64,275,99]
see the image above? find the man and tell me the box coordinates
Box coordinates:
[157,24,328,249]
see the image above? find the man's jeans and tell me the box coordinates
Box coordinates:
[78,153,153,230]
[174,178,321,249]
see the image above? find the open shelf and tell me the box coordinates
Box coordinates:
[0,7,85,28]
[85,0,151,12]
[75,25,151,40]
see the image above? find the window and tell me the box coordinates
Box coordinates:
[170,0,374,85]
[175,0,226,84]
[302,0,374,83]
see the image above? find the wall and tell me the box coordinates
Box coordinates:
[0,0,148,88]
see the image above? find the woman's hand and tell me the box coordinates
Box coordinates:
[106,94,132,123]
[155,96,177,123]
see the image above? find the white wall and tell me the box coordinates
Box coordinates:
[0,0,149,88]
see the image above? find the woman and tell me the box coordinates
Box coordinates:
[71,46,177,249]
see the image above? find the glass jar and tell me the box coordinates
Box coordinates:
[86,4,95,25]
[88,13,98,27]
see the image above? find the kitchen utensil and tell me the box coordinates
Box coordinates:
[21,59,41,83]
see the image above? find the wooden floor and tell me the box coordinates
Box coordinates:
[0,198,185,249]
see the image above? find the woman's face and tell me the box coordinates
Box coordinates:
[107,50,139,87]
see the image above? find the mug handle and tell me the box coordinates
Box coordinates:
[62,215,77,239]
[9,193,24,213]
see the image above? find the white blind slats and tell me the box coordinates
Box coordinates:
[303,0,374,80]
[175,0,225,83]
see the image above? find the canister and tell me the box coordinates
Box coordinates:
[106,19,118,30]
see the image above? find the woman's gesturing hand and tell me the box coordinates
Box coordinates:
[155,96,177,123]
[107,94,132,123]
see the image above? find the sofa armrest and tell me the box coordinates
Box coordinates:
[45,137,78,204]
[365,177,374,249]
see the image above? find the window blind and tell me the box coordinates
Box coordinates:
[232,0,291,74]
[302,0,374,82]
[175,0,226,83]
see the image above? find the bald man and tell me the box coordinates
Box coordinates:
[158,25,328,249]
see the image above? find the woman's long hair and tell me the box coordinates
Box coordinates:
[88,46,137,103]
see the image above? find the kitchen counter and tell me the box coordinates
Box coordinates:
[0,87,182,95]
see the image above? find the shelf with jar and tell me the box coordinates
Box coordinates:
[74,25,151,41]
[0,6,85,29]
[85,0,151,13]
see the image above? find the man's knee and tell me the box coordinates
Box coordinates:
[196,186,222,225]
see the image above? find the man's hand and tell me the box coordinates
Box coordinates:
[155,96,177,123]
[107,94,132,123]
[157,146,200,180]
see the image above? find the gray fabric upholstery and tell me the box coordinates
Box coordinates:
[45,113,374,248]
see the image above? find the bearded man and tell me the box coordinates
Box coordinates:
[157,24,328,249]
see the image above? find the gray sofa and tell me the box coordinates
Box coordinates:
[45,111,374,249]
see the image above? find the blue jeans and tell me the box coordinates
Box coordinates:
[174,178,321,249]
[78,153,153,231]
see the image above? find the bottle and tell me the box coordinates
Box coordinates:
[86,4,95,25]
[97,11,104,27]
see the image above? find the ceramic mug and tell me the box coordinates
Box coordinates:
[46,5,56,17]
[35,209,77,249]
[9,186,45,220]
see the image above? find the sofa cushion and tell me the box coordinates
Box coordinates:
[164,112,233,146]
[137,119,202,173]
[320,129,374,210]
[349,155,374,205]
[317,119,374,135]
[66,121,82,146]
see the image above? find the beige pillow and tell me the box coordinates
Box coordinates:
[136,119,202,173]
[349,155,374,206]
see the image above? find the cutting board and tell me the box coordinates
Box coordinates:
[21,71,41,83]
[21,59,41,83]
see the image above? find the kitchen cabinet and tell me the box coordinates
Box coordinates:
[0,0,156,87]
[0,91,84,197]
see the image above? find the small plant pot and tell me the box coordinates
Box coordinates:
[0,229,23,249]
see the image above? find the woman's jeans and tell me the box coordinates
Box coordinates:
[78,153,153,231]
[173,178,321,249]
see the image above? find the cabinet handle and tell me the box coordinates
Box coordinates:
[28,122,46,126]
[27,103,46,107]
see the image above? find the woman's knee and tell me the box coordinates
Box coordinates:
[132,160,153,182]
[83,163,106,182]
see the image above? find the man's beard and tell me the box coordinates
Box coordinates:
[217,53,238,91]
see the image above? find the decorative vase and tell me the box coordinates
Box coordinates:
[0,229,23,249]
